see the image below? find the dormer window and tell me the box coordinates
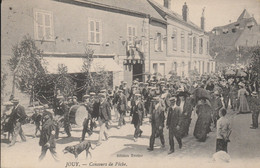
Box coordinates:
[223,28,228,34]
[232,28,236,33]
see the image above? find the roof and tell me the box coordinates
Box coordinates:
[64,0,165,23]
[212,9,258,31]
[237,9,251,21]
[209,29,244,47]
[148,0,203,32]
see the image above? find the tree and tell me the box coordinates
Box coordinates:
[1,71,8,104]
[8,35,46,105]
[249,46,260,82]
[55,64,76,99]
[82,45,113,93]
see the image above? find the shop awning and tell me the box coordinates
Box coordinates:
[42,57,123,74]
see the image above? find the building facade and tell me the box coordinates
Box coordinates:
[148,0,215,77]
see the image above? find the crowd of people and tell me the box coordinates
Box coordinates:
[1,72,259,160]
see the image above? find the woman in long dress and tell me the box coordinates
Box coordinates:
[238,83,250,113]
[193,98,212,142]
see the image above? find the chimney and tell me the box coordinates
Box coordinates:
[164,0,171,9]
[201,7,205,30]
[182,2,188,22]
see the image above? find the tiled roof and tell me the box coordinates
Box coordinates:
[147,0,203,32]
[210,29,244,47]
[73,0,165,22]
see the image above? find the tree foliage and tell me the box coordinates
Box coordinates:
[249,46,260,82]
[55,64,76,99]
[8,35,46,105]
[82,45,113,93]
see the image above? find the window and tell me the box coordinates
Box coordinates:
[198,61,201,73]
[172,62,178,72]
[34,9,54,41]
[232,28,236,33]
[181,62,185,77]
[194,61,197,70]
[172,28,177,51]
[193,36,197,54]
[155,33,163,52]
[181,31,185,52]
[207,62,210,73]
[207,41,209,54]
[202,61,205,74]
[127,25,137,45]
[199,38,203,54]
[159,63,165,77]
[187,36,191,53]
[153,63,158,73]
[188,61,191,72]
[89,19,102,44]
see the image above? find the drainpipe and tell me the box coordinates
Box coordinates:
[148,15,151,75]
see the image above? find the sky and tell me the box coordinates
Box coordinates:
[154,0,260,31]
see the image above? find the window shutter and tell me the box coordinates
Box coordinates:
[161,35,164,51]
[154,37,158,51]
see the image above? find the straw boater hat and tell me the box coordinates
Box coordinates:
[169,97,177,102]
[99,93,106,98]
[152,97,160,102]
[100,89,107,93]
[135,94,141,97]
[57,95,64,100]
[3,101,13,106]
[238,82,245,87]
[83,94,90,99]
[251,91,258,97]
[11,98,19,103]
[90,92,96,96]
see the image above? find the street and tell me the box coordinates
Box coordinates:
[1,108,260,168]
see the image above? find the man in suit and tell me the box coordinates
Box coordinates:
[55,96,71,137]
[167,96,182,154]
[39,111,59,161]
[147,97,165,151]
[97,93,111,146]
[9,98,27,147]
[117,90,127,129]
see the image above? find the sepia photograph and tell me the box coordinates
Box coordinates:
[1,0,260,167]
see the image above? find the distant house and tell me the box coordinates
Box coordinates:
[148,0,215,77]
[210,9,260,48]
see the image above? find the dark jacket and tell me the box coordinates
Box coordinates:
[10,104,27,124]
[167,106,181,129]
[99,101,111,122]
[117,94,127,114]
[150,103,165,129]
[131,101,144,125]
[39,119,56,148]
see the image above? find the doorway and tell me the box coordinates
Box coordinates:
[133,63,143,82]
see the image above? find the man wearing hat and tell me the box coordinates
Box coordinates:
[39,111,59,161]
[97,93,111,145]
[167,96,182,154]
[117,90,127,129]
[56,96,71,137]
[131,94,144,142]
[248,92,260,129]
[147,97,165,151]
[81,94,93,141]
[211,90,223,128]
[9,99,27,146]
